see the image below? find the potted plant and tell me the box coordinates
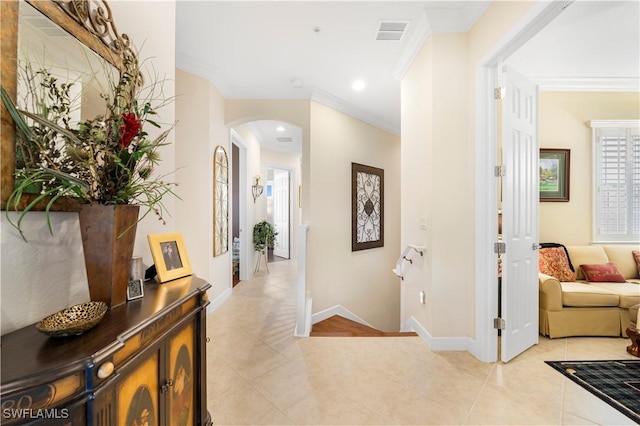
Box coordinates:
[1,50,176,308]
[253,220,277,254]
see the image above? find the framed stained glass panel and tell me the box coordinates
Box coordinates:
[213,146,229,256]
[352,163,384,251]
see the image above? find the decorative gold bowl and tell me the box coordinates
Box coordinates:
[36,301,108,337]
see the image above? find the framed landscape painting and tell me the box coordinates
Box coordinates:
[540,149,570,202]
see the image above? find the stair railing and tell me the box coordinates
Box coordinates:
[393,244,425,280]
[294,223,311,337]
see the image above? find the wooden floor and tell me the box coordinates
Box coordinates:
[310,315,418,337]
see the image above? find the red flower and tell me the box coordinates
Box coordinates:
[119,112,141,148]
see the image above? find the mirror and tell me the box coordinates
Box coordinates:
[1,0,133,212]
[213,146,229,257]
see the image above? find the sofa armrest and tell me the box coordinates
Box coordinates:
[539,273,563,311]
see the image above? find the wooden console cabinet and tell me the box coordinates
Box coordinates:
[1,276,211,425]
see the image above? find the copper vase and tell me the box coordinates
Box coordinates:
[78,204,140,309]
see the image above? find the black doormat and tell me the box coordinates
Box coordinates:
[545,359,640,423]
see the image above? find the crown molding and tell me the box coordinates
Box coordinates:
[392,10,431,82]
[310,89,399,135]
[176,52,229,96]
[535,77,640,92]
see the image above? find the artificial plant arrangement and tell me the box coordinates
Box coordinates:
[1,53,177,240]
[253,220,278,253]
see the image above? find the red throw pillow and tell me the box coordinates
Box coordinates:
[633,250,640,278]
[539,247,575,282]
[580,263,626,283]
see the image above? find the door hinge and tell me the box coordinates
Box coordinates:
[494,241,506,254]
[494,317,506,330]
[494,165,506,177]
[494,86,506,100]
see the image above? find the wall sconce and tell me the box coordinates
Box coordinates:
[252,175,264,203]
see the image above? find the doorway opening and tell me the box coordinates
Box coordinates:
[266,167,291,262]
[474,1,572,363]
[231,142,241,286]
[228,119,302,289]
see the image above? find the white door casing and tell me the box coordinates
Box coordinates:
[273,169,290,259]
[500,65,539,362]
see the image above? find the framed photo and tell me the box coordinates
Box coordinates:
[352,163,384,251]
[127,279,144,301]
[148,233,193,283]
[540,149,570,202]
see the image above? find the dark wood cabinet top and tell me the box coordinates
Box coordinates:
[0,275,210,393]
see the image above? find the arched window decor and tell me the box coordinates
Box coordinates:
[213,146,229,257]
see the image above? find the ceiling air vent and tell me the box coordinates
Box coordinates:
[376,21,409,41]
[277,137,293,143]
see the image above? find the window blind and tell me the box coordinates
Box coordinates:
[594,125,640,242]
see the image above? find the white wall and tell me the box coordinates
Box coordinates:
[539,91,640,245]
[1,1,177,335]
[308,101,401,332]
[175,68,229,307]
[400,0,541,345]
[400,37,433,333]
[400,33,472,338]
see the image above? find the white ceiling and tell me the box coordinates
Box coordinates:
[176,0,639,154]
[507,0,639,90]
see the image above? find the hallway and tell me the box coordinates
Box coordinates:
[206,259,636,425]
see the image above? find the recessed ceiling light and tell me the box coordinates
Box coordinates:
[276,126,286,132]
[352,80,366,91]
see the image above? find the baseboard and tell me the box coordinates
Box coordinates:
[206,287,232,315]
[312,304,374,328]
[402,316,473,351]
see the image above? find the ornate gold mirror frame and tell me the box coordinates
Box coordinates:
[0,0,135,211]
[213,146,229,257]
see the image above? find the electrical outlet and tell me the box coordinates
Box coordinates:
[419,291,425,304]
[420,216,427,230]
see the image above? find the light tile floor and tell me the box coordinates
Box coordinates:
[206,259,637,425]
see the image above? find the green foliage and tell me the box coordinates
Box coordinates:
[1,53,178,241]
[253,220,278,253]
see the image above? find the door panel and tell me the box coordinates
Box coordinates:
[501,65,539,362]
[273,169,290,259]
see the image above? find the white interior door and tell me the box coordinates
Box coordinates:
[501,65,539,362]
[273,169,290,259]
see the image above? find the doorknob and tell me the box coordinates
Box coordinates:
[161,379,174,393]
[532,243,540,251]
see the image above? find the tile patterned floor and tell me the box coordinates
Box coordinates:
[206,259,637,425]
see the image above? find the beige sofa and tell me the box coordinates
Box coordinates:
[539,245,640,338]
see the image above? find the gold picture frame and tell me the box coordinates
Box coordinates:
[148,233,193,283]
